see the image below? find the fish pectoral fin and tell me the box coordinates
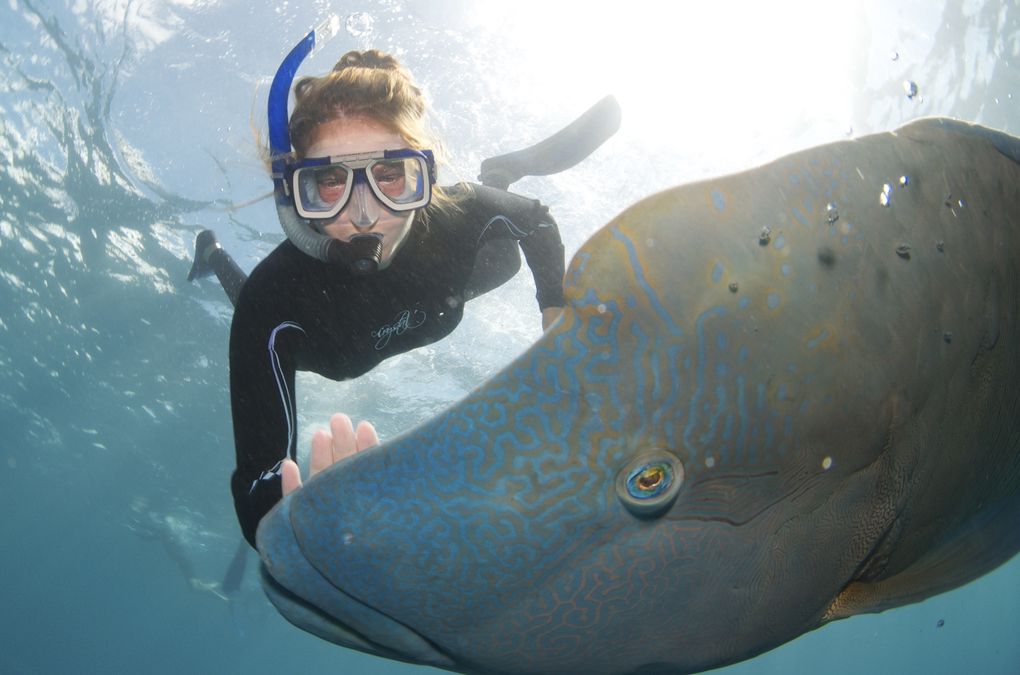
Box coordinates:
[826,557,973,622]
[824,501,1020,622]
[824,579,900,621]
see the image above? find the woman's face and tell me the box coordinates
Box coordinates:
[304,117,415,266]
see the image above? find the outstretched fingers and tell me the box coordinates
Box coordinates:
[281,414,383,499]
[309,427,335,476]
[304,413,379,486]
[281,458,302,497]
[355,419,380,450]
[329,413,360,463]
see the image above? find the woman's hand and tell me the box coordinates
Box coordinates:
[281,413,379,497]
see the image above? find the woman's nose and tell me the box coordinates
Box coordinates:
[347,181,381,230]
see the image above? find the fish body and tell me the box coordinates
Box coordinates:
[258,118,1020,675]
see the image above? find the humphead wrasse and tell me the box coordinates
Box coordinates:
[256,118,1020,675]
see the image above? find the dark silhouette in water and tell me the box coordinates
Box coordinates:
[125,496,228,601]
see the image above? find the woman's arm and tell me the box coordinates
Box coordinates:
[464,184,568,317]
[228,297,309,548]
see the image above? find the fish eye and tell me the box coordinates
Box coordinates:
[635,466,665,490]
[616,450,685,518]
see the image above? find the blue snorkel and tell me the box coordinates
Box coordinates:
[268,16,386,269]
[268,25,319,197]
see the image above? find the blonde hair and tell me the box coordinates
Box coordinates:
[286,49,459,216]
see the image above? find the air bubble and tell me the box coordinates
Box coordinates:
[597,303,607,314]
[825,202,839,224]
[822,456,833,470]
[880,183,892,207]
[899,175,909,187]
[903,80,919,99]
[346,12,374,37]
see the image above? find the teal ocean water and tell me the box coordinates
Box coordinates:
[1,1,1018,673]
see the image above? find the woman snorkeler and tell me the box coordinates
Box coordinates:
[189,21,617,548]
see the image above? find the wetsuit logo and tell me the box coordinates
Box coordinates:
[372,309,427,349]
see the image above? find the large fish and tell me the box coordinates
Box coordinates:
[256,118,1020,675]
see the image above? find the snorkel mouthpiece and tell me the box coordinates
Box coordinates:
[275,199,383,275]
[342,235,384,274]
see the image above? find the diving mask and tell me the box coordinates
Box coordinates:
[287,148,436,220]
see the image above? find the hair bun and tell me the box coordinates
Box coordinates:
[333,49,399,73]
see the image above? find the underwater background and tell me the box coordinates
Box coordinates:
[1,0,1018,673]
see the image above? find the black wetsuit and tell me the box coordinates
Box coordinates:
[230,184,565,546]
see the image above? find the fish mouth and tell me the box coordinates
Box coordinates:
[257,497,456,669]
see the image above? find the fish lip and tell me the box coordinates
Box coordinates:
[260,556,458,668]
[257,498,456,669]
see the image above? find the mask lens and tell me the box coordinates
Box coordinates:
[295,165,352,216]
[369,157,427,208]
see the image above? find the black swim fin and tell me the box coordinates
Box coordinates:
[221,538,248,595]
[478,95,622,190]
[187,230,221,282]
